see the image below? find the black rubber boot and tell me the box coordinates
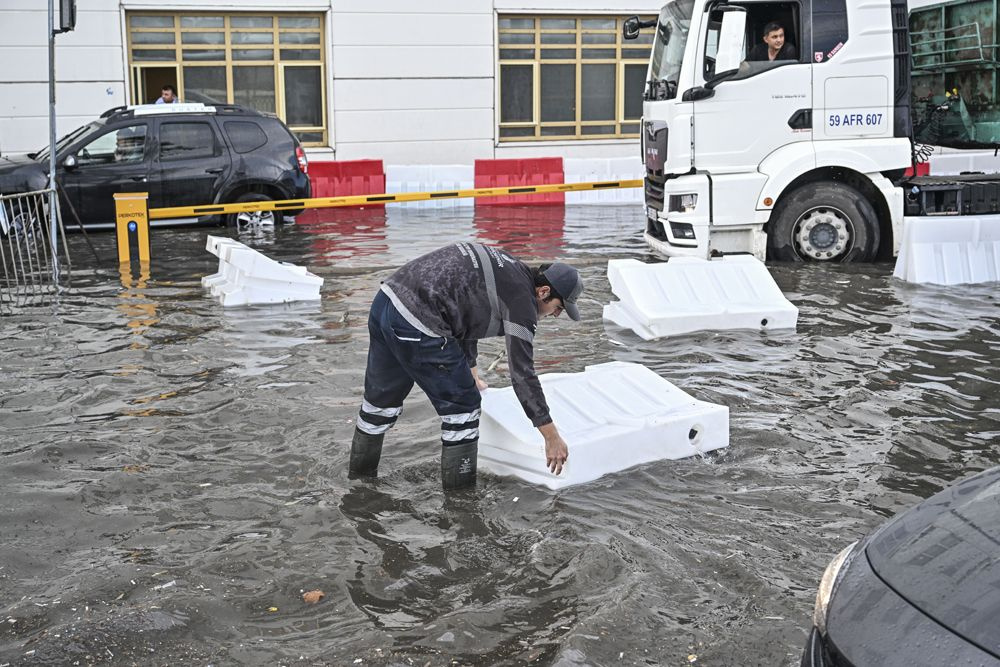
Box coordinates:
[349,428,384,479]
[441,440,478,491]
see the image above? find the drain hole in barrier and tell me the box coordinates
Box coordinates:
[688,425,702,444]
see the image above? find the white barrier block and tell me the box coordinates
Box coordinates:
[202,235,244,289]
[201,235,323,307]
[478,361,728,490]
[927,150,1000,176]
[603,256,797,339]
[893,216,1000,285]
[385,165,474,209]
[564,157,643,205]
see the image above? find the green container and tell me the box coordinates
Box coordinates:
[910,0,1000,145]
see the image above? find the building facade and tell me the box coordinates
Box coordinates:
[0,0,661,164]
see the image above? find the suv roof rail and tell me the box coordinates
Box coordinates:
[101,105,129,118]
[99,103,263,120]
[212,104,260,115]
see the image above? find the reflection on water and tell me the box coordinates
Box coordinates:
[2,207,999,665]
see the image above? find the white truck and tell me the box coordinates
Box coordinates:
[624,0,1000,262]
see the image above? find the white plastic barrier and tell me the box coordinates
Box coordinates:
[893,216,1000,285]
[927,149,1000,176]
[385,165,474,209]
[603,256,797,340]
[564,157,643,205]
[201,235,323,307]
[478,361,729,490]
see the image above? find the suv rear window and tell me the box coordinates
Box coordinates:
[160,122,217,161]
[224,121,268,154]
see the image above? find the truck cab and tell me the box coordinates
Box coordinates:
[630,0,915,261]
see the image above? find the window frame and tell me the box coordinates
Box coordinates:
[496,14,656,142]
[125,11,328,147]
[700,2,805,83]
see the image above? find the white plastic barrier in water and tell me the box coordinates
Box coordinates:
[564,158,643,205]
[927,149,1000,176]
[202,235,323,307]
[893,216,1000,286]
[478,361,729,490]
[603,256,798,340]
[385,165,474,209]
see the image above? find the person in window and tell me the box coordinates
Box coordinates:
[155,84,177,104]
[748,22,797,61]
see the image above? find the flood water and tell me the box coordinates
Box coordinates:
[2,205,999,666]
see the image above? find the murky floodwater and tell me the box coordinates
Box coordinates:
[2,205,999,666]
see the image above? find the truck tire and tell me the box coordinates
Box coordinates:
[227,193,283,228]
[767,182,879,262]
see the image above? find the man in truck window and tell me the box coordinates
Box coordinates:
[348,243,583,491]
[748,22,798,61]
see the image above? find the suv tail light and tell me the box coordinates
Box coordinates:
[295,146,308,174]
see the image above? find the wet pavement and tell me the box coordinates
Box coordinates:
[2,205,999,666]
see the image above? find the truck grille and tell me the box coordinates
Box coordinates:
[643,120,668,210]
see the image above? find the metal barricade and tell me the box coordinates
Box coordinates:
[0,189,69,314]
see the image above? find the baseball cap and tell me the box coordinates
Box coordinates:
[542,263,583,321]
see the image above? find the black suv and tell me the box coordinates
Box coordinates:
[0,103,310,229]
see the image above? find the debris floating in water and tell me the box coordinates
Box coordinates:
[302,590,324,604]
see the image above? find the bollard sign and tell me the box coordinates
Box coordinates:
[113,192,150,264]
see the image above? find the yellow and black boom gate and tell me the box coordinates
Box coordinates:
[113,179,643,262]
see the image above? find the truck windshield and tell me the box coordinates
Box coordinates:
[647,0,694,101]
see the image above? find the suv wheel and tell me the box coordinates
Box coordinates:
[228,193,283,228]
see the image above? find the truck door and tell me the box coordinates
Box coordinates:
[692,3,813,176]
[151,118,231,212]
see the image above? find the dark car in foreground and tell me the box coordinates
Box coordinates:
[0,103,310,229]
[803,465,1000,666]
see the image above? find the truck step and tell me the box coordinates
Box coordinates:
[904,175,1000,216]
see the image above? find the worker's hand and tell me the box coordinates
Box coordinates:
[471,367,488,391]
[544,434,568,475]
[537,422,568,475]
[545,433,569,475]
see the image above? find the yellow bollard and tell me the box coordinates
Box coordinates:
[114,192,151,264]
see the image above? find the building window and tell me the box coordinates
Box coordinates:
[126,12,327,146]
[498,16,655,141]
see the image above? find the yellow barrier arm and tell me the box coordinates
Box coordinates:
[147,179,643,221]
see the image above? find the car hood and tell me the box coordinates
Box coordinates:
[0,154,49,194]
[866,466,1000,658]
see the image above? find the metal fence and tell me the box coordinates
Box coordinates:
[0,189,69,314]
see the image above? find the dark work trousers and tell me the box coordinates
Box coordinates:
[357,290,481,448]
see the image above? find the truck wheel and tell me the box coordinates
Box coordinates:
[227,193,282,228]
[768,182,879,262]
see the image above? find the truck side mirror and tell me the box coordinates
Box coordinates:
[712,8,747,81]
[623,16,640,40]
[623,15,657,40]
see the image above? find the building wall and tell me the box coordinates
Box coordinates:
[0,0,658,161]
[0,0,126,155]
[329,0,496,164]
